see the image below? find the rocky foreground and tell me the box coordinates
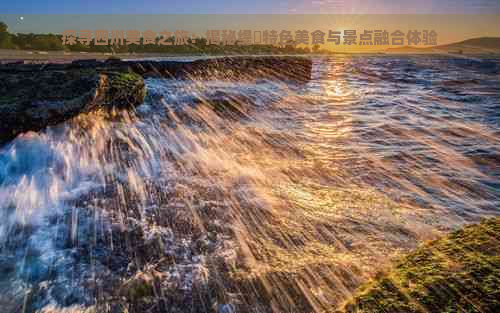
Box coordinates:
[0,56,312,145]
[340,217,500,313]
[0,70,146,144]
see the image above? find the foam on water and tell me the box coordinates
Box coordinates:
[0,56,499,313]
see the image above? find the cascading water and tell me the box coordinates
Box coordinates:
[0,56,499,313]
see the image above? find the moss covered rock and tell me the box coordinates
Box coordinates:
[340,217,500,313]
[104,71,146,109]
[120,272,156,301]
[0,69,145,144]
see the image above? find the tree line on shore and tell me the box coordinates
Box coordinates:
[0,22,329,55]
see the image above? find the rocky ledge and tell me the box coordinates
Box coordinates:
[1,56,312,82]
[339,217,500,313]
[0,69,146,144]
[0,56,312,145]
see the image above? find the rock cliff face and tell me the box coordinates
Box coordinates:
[0,56,312,145]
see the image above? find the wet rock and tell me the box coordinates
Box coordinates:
[120,272,156,301]
[0,56,310,145]
[1,56,312,83]
[0,70,145,144]
[339,217,500,313]
[116,56,313,83]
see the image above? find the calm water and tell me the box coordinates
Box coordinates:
[0,56,499,312]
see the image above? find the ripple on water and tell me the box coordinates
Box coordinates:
[0,56,499,312]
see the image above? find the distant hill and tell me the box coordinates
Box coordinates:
[386,37,500,54]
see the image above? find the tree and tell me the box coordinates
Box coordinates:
[0,21,7,33]
[0,22,14,48]
[66,41,90,52]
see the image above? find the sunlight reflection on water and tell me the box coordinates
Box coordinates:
[0,56,499,312]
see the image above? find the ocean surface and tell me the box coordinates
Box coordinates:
[0,56,499,312]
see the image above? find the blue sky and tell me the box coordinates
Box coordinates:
[1,0,500,14]
[1,0,499,47]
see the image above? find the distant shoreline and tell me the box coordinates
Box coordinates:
[0,49,216,62]
[1,48,499,63]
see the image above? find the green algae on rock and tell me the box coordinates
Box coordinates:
[340,217,500,313]
[103,71,146,109]
[0,70,145,144]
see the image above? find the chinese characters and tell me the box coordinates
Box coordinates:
[61,29,438,46]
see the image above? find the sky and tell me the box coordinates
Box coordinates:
[1,0,500,14]
[0,1,499,51]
